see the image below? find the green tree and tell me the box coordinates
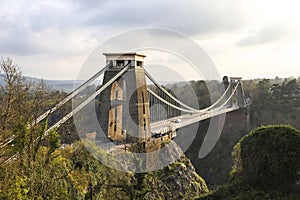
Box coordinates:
[284,79,298,97]
[0,58,71,199]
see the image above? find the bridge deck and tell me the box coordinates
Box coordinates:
[150,105,239,135]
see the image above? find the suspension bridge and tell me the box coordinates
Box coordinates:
[2,52,250,163]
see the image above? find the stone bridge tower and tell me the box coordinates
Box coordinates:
[222,76,251,133]
[97,53,151,143]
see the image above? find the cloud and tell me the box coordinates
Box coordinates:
[0,0,93,56]
[237,24,288,46]
[0,0,247,56]
[81,0,246,35]
[0,0,299,79]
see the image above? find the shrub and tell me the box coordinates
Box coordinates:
[232,125,300,190]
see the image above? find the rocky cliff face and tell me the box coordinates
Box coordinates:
[84,139,209,199]
[101,140,209,199]
[145,154,209,199]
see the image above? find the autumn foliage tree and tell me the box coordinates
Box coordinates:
[0,57,66,199]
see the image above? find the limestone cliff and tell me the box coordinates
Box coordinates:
[84,140,209,199]
[145,154,209,199]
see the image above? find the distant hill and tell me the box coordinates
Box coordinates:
[44,80,83,93]
[0,74,179,93]
[0,74,87,93]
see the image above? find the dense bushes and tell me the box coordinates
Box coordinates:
[199,125,300,200]
[232,125,300,190]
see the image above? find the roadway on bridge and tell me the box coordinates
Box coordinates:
[150,105,239,135]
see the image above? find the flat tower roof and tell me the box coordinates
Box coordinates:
[230,77,242,80]
[103,52,146,57]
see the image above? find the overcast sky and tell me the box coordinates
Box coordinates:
[0,0,299,80]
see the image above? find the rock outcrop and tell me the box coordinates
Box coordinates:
[146,154,209,199]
